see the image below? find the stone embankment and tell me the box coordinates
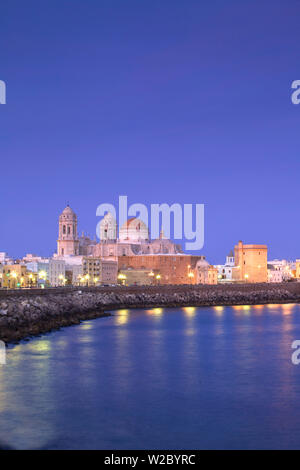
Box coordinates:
[1,283,300,343]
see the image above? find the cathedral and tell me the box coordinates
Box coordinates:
[57,205,183,259]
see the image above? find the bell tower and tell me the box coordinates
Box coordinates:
[57,205,79,256]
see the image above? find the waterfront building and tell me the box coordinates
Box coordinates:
[196,259,218,285]
[268,264,284,283]
[2,264,32,289]
[49,259,66,287]
[101,259,118,284]
[118,254,214,285]
[118,268,159,286]
[215,250,235,282]
[78,257,118,286]
[66,262,84,286]
[26,260,49,287]
[268,259,295,281]
[232,240,268,283]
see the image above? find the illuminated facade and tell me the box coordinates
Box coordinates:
[2,265,37,288]
[118,255,212,285]
[232,240,268,283]
[196,259,218,284]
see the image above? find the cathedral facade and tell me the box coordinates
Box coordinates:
[57,206,183,258]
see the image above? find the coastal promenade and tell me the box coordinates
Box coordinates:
[1,283,300,343]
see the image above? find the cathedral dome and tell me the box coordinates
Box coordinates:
[119,217,149,241]
[196,258,210,270]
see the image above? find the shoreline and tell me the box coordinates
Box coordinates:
[1,283,300,344]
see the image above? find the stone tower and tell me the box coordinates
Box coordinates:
[99,212,117,241]
[57,205,79,256]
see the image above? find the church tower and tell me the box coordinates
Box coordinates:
[57,205,79,256]
[99,212,117,241]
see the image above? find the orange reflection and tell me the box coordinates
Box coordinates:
[282,304,295,315]
[214,306,224,316]
[183,307,196,317]
[147,308,163,316]
[115,309,129,325]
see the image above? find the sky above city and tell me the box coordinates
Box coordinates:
[1,0,300,263]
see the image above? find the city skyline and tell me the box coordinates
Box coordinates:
[0,200,298,264]
[1,0,300,262]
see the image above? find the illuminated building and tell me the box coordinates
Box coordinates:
[232,240,268,283]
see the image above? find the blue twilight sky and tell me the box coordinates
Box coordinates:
[0,0,300,263]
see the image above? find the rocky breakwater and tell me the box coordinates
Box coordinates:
[1,283,300,343]
[0,291,111,343]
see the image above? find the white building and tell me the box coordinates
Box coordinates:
[22,254,45,263]
[0,252,14,265]
[268,265,284,283]
[49,259,66,286]
[26,260,49,286]
[267,259,295,282]
[215,250,235,282]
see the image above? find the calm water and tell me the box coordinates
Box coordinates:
[1,304,300,449]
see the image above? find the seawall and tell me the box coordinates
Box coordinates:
[1,283,300,343]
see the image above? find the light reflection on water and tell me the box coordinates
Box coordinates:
[1,304,300,449]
